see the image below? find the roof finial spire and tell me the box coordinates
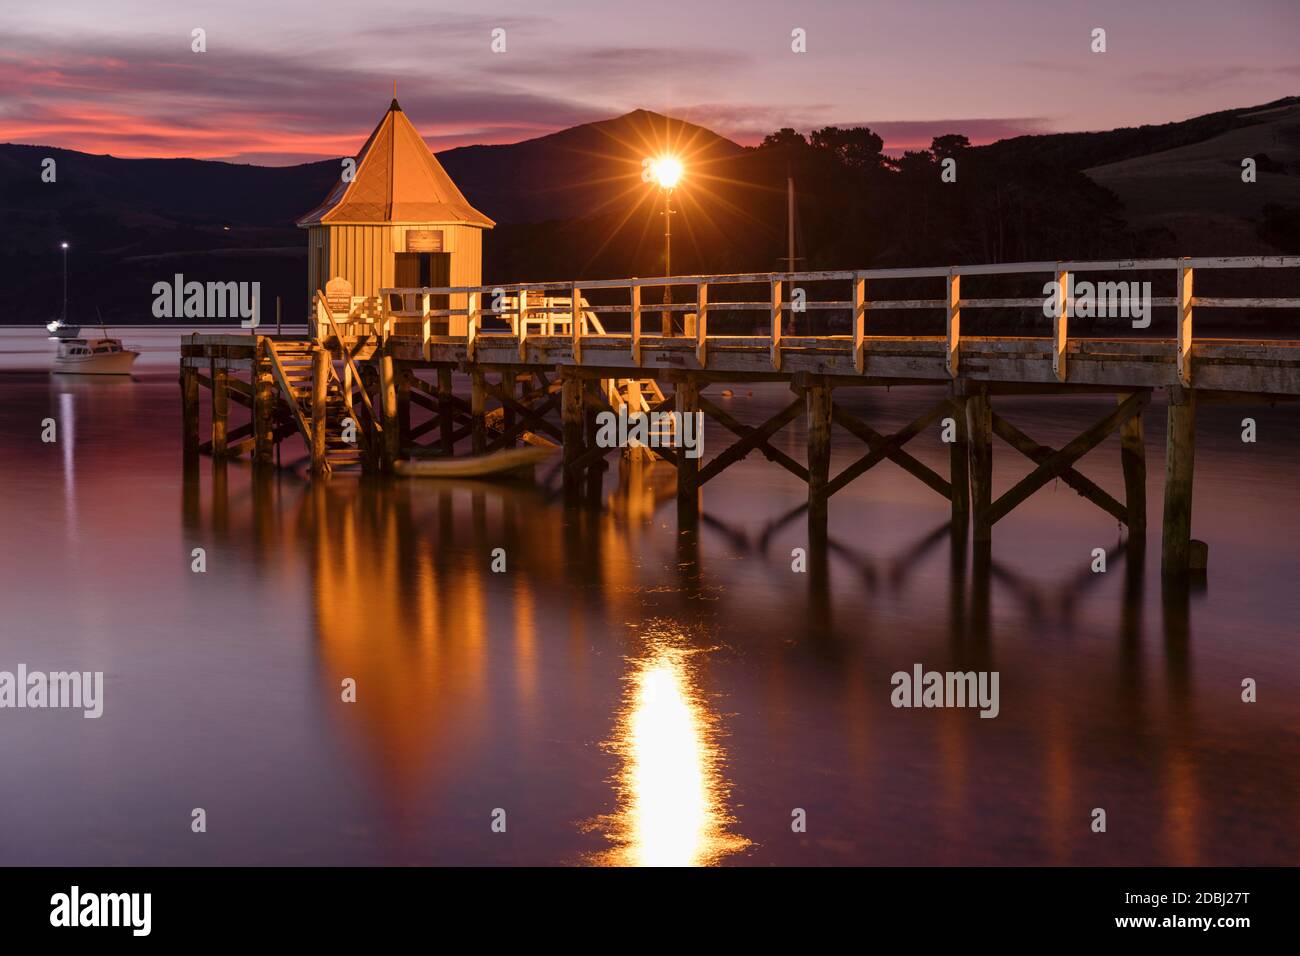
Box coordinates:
[389,80,401,112]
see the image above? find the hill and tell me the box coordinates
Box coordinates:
[1,100,1297,325]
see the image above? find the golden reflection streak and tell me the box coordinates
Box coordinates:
[593,637,749,866]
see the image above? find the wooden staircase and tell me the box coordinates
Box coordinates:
[267,341,366,473]
[605,377,674,460]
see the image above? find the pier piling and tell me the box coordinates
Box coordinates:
[675,377,700,524]
[806,380,832,541]
[1119,391,1148,537]
[310,346,328,476]
[210,360,229,459]
[966,387,993,543]
[253,344,275,468]
[1162,386,1196,574]
[181,366,199,462]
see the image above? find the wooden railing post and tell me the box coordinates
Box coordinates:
[570,283,583,365]
[770,278,784,371]
[695,281,709,365]
[630,283,642,365]
[518,291,530,362]
[852,275,866,373]
[467,294,479,361]
[1177,260,1194,386]
[421,292,432,361]
[1053,267,1070,382]
[946,271,961,378]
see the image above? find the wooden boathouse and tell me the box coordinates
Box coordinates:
[179,103,1300,576]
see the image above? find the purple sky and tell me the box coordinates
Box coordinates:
[1,0,1296,164]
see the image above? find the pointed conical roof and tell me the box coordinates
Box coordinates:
[297,99,494,228]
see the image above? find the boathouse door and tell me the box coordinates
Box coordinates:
[394,252,451,322]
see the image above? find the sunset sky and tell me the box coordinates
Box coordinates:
[2,0,1296,164]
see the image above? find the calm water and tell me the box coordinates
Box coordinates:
[2,327,1299,866]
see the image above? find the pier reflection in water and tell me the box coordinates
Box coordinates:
[179,443,1243,867]
[5,372,1300,865]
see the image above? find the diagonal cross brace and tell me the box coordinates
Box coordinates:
[697,395,808,485]
[986,390,1149,526]
[824,400,953,500]
[990,412,1127,525]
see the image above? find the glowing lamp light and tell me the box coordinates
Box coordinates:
[650,156,683,190]
[60,242,69,249]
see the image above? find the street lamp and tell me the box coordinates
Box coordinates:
[60,242,70,324]
[648,156,683,335]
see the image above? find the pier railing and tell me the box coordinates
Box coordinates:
[364,255,1300,383]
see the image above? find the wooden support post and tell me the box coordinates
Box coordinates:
[571,285,583,365]
[561,371,585,498]
[852,276,866,373]
[181,366,200,462]
[770,279,783,371]
[966,387,993,543]
[503,371,517,448]
[438,366,454,455]
[695,282,709,365]
[422,298,432,361]
[949,389,969,528]
[1053,268,1070,382]
[946,272,961,378]
[806,381,833,541]
[583,377,603,501]
[1162,387,1196,574]
[630,284,642,365]
[1118,391,1147,538]
[675,378,701,523]
[379,350,399,470]
[396,365,412,455]
[210,360,229,458]
[253,344,275,467]
[310,347,328,476]
[470,367,487,455]
[1177,260,1194,387]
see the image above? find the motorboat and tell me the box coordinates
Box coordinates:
[53,337,139,375]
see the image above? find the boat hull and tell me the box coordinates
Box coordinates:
[52,351,139,375]
[395,446,555,478]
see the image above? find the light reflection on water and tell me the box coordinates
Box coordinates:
[589,628,750,866]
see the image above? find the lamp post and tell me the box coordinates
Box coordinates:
[60,241,69,324]
[648,156,683,335]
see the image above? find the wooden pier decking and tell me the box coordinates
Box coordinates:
[180,255,1300,575]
